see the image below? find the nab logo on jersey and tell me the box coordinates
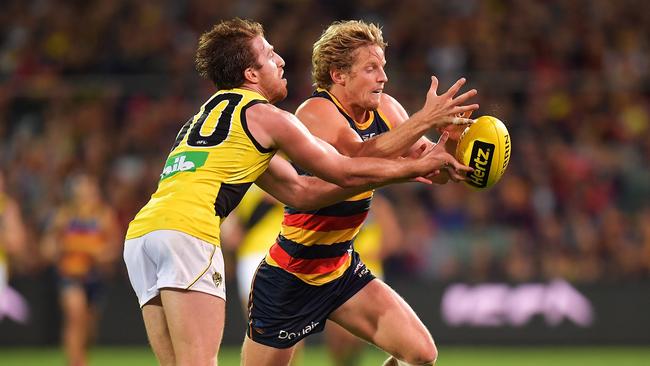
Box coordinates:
[467,141,494,188]
[160,151,209,180]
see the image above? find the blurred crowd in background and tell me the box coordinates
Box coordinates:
[1,0,649,285]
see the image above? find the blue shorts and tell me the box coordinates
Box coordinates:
[58,270,105,305]
[246,251,375,348]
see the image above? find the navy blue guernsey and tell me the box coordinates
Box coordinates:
[264,88,394,285]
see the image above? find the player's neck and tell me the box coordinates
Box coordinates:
[239,83,270,101]
[327,87,370,124]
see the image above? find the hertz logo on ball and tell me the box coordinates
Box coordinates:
[455,116,511,190]
[467,141,494,188]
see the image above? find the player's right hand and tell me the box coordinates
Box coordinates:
[420,76,479,129]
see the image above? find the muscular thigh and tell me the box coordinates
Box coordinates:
[160,288,226,365]
[161,288,226,344]
[328,279,433,356]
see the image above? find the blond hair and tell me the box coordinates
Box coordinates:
[312,20,387,89]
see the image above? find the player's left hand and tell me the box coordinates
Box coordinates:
[409,143,437,184]
[412,132,472,184]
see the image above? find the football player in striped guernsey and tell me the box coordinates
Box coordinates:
[242,20,478,366]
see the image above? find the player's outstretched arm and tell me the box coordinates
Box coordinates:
[256,133,471,210]
[355,76,478,158]
[296,76,478,160]
[256,156,381,211]
[254,105,454,188]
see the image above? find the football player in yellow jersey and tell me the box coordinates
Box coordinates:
[242,21,477,366]
[0,171,27,323]
[123,18,476,366]
[42,173,120,366]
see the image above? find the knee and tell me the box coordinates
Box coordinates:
[401,338,438,365]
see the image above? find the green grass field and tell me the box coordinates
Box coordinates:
[1,345,649,366]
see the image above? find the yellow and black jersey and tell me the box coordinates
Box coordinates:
[126,88,276,246]
[234,185,284,258]
[265,89,392,285]
[353,211,383,277]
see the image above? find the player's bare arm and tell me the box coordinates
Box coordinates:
[384,92,478,184]
[296,91,467,184]
[256,134,470,212]
[40,209,66,263]
[359,76,478,157]
[98,208,121,266]
[295,94,435,159]
[245,103,461,187]
[1,198,25,255]
[256,156,383,211]
[298,77,478,159]
[378,92,434,156]
[294,97,361,156]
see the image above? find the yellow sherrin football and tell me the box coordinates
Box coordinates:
[455,116,511,189]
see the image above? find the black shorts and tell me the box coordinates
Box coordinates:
[246,250,375,348]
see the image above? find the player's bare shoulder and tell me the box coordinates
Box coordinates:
[379,92,399,107]
[244,102,295,149]
[296,96,339,118]
[246,102,292,126]
[378,92,409,124]
[296,96,347,130]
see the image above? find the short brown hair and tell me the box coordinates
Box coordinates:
[312,20,387,89]
[195,18,264,89]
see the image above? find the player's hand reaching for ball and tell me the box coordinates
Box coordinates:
[411,132,473,184]
[416,76,479,130]
[438,110,474,141]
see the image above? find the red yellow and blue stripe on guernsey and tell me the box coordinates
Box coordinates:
[265,190,373,285]
[265,87,391,285]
